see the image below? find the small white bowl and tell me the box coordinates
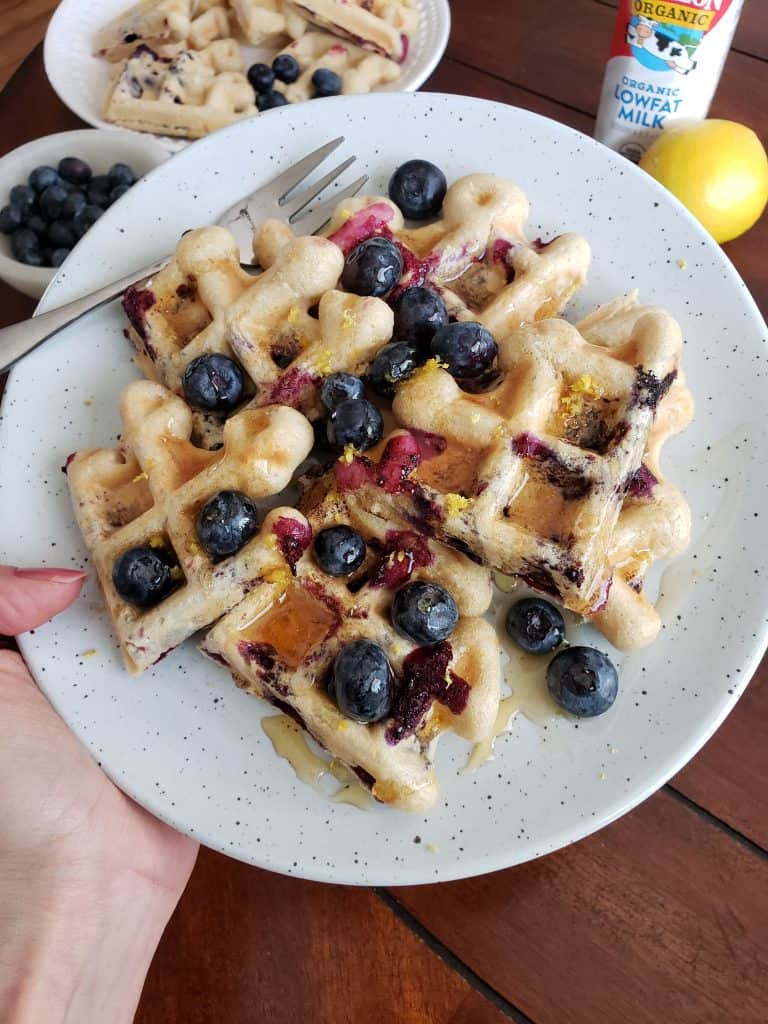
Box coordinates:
[0,129,169,299]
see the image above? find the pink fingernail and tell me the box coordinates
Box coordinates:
[14,568,89,584]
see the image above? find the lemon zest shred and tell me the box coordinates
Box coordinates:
[444,493,472,517]
[132,471,148,484]
[287,306,300,326]
[339,444,357,465]
[314,347,333,375]
[81,648,97,658]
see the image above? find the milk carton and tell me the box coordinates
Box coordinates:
[595,0,745,161]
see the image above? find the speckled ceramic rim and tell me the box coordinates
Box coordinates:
[3,93,767,886]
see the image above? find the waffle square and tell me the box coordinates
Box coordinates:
[103,43,256,139]
[202,484,501,810]
[285,0,418,60]
[229,0,308,44]
[334,302,683,616]
[94,0,194,61]
[272,31,401,101]
[66,380,314,673]
[122,226,394,441]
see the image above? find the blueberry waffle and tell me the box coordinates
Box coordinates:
[271,31,401,102]
[256,173,592,327]
[576,295,694,648]
[201,484,501,810]
[103,42,256,139]
[229,0,308,44]
[66,380,313,673]
[94,0,195,61]
[285,0,418,61]
[334,304,683,617]
[122,226,393,443]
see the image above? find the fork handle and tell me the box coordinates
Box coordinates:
[0,256,170,375]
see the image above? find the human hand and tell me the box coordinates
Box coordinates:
[0,566,199,1024]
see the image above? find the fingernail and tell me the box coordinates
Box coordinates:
[14,567,89,584]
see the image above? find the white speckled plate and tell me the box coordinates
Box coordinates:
[43,0,450,150]
[1,94,766,886]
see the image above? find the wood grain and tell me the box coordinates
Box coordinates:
[395,790,768,1024]
[135,849,515,1024]
[0,0,58,89]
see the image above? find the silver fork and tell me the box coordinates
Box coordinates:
[0,137,367,374]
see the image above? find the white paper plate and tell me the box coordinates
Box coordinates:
[1,94,766,886]
[43,0,450,150]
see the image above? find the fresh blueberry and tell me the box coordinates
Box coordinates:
[314,525,366,576]
[58,157,92,186]
[112,545,179,608]
[312,68,342,98]
[39,184,68,220]
[505,597,565,655]
[547,646,618,718]
[256,90,288,111]
[87,175,113,208]
[247,62,275,93]
[10,184,36,210]
[10,228,41,264]
[368,341,419,396]
[392,581,459,644]
[330,639,394,723]
[61,189,87,219]
[320,372,365,412]
[72,204,103,237]
[24,213,48,237]
[41,247,54,267]
[196,490,260,561]
[388,159,447,221]
[182,353,244,413]
[0,204,23,234]
[393,286,449,351]
[109,184,131,204]
[28,165,60,192]
[272,53,300,83]
[48,219,78,248]
[327,397,383,451]
[342,236,403,297]
[50,247,71,267]
[108,163,136,188]
[430,321,497,379]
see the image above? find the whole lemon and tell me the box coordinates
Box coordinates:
[639,119,768,244]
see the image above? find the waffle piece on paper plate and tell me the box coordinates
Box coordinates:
[335,303,683,619]
[272,31,401,101]
[103,43,255,139]
[202,485,501,810]
[66,380,314,673]
[284,0,418,61]
[122,226,393,443]
[574,294,694,649]
[255,174,592,325]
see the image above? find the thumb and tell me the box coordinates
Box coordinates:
[0,566,88,635]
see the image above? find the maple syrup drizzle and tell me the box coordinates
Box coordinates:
[261,716,371,809]
[238,585,338,669]
[464,695,520,772]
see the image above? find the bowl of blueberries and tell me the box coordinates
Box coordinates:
[0,128,169,299]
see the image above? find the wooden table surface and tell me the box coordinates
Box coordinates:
[1,2,767,1021]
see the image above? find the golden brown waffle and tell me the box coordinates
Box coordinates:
[122,226,393,441]
[285,0,418,60]
[255,174,591,327]
[202,484,501,810]
[272,31,401,102]
[103,43,255,139]
[333,303,683,616]
[66,380,314,673]
[575,295,694,648]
